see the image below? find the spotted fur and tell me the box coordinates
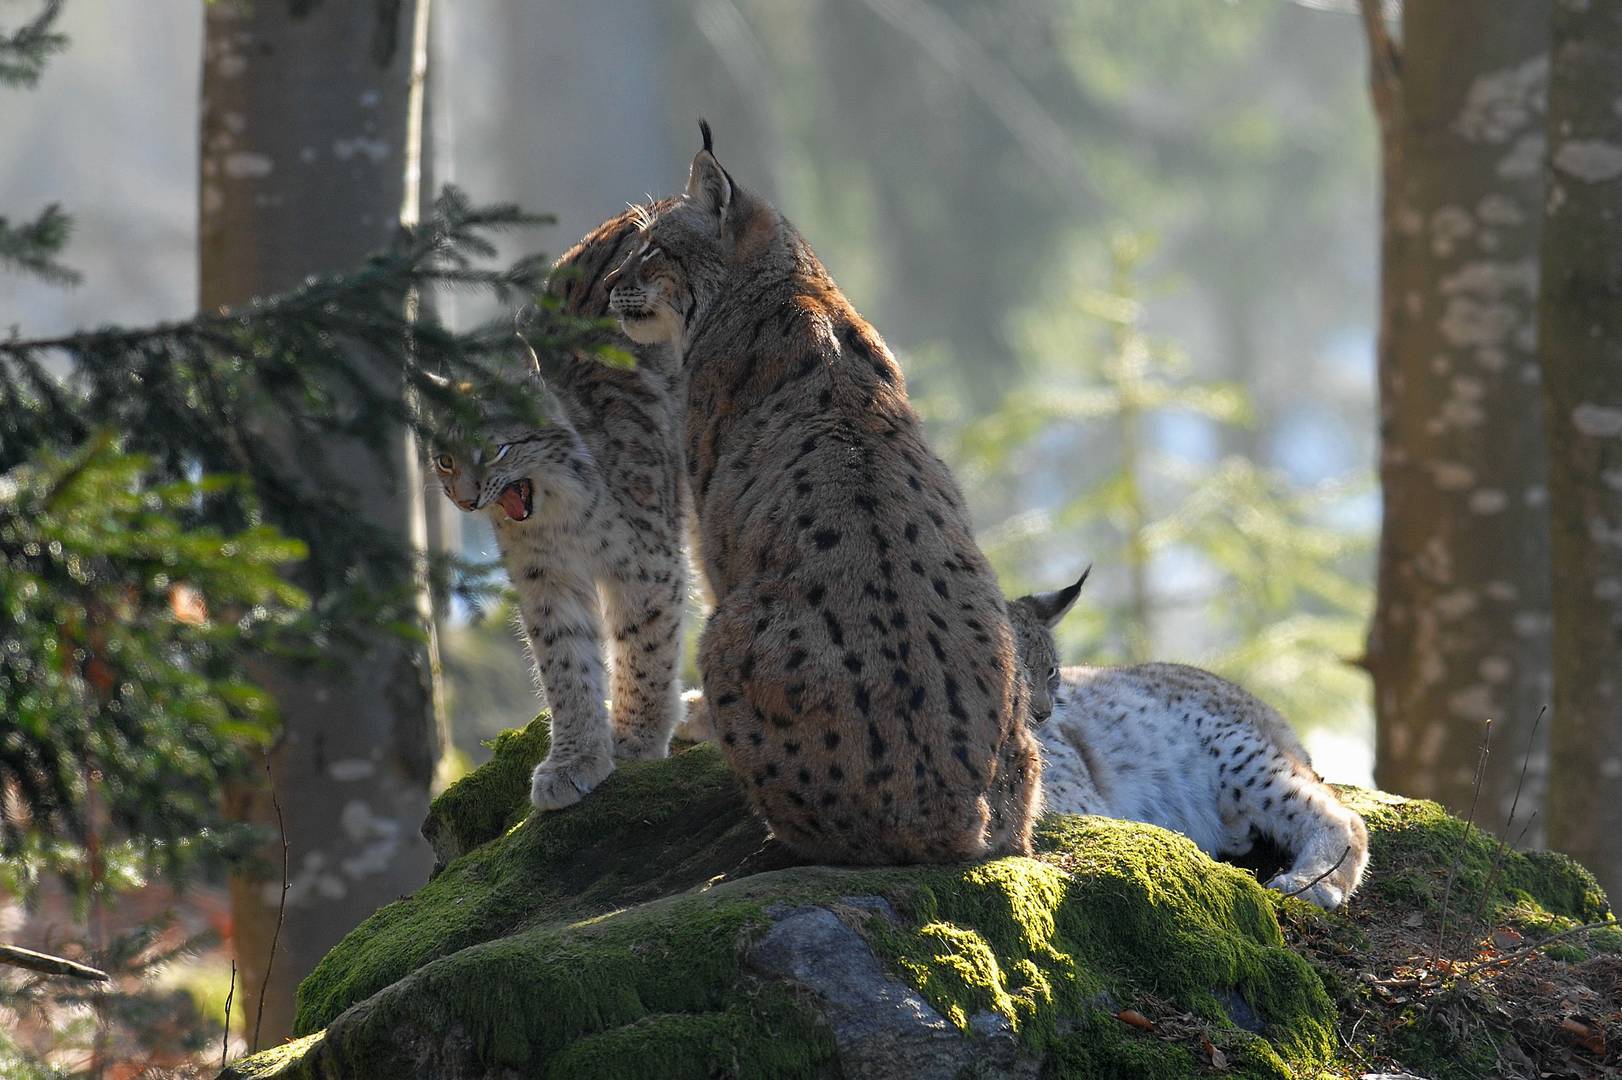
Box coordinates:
[428,207,688,812]
[1009,576,1370,909]
[603,124,1039,864]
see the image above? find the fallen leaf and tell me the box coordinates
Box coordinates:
[1491,927,1523,950]
[1116,1009,1155,1031]
[1403,911,1423,928]
[1558,1017,1605,1056]
[1199,1034,1228,1069]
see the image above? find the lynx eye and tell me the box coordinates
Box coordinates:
[433,453,454,472]
[640,245,663,263]
[490,443,512,464]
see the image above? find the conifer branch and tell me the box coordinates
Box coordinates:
[0,0,66,89]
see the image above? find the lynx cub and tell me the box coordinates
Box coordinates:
[604,123,1039,864]
[1010,571,1369,910]
[428,208,687,812]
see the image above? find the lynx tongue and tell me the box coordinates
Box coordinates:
[496,479,532,521]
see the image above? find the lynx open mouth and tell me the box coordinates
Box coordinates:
[496,478,533,521]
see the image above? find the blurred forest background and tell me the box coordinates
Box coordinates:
[3,0,1618,1075]
[2,0,1382,783]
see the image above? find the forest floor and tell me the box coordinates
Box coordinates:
[1282,887,1620,1079]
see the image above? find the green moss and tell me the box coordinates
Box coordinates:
[296,741,771,1035]
[1042,1009,1203,1080]
[218,1033,323,1079]
[255,889,836,1079]
[420,713,552,869]
[1589,923,1622,953]
[1340,787,1610,925]
[268,732,1340,1078]
[543,985,836,1080]
[1285,789,1616,1080]
[226,732,1610,1079]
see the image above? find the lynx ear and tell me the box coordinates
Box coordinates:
[686,119,734,223]
[1020,565,1091,629]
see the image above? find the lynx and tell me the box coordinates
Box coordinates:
[1010,571,1369,909]
[428,207,687,811]
[603,123,1039,864]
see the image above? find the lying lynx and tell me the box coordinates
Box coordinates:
[427,208,687,811]
[1010,571,1369,910]
[604,123,1039,864]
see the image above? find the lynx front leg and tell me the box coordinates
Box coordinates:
[1219,746,1370,910]
[1262,785,1369,911]
[517,566,614,810]
[600,571,685,761]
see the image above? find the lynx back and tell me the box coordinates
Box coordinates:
[603,124,1039,864]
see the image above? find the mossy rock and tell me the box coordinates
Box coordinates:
[420,716,555,871]
[222,717,1612,1080]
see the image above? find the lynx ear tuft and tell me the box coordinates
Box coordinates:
[1021,565,1090,629]
[687,121,734,224]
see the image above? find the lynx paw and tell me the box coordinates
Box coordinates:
[613,727,671,761]
[1266,871,1347,911]
[529,754,614,811]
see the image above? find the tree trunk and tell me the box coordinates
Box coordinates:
[1361,2,1553,837]
[1539,0,1622,901]
[201,0,443,1044]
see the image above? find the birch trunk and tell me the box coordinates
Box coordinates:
[201,0,443,1044]
[1538,0,1622,901]
[1361,2,1553,835]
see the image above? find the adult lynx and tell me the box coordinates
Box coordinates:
[604,123,1039,864]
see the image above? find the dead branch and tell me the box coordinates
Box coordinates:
[252,760,290,1053]
[1451,920,1619,981]
[222,958,236,1068]
[0,942,109,981]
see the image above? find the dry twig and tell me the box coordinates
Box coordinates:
[252,761,290,1053]
[1435,718,1492,962]
[1283,845,1353,900]
[1449,920,1618,981]
[1469,706,1545,941]
[222,958,236,1068]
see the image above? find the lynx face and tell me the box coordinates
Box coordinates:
[1007,567,1089,722]
[604,122,762,352]
[604,240,694,347]
[430,435,538,521]
[423,378,578,526]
